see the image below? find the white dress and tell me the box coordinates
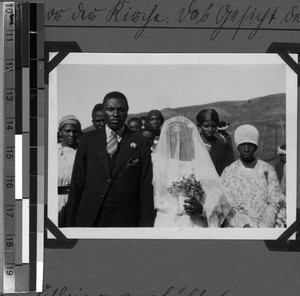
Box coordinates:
[152,116,231,228]
[153,158,207,227]
[57,143,77,225]
[220,159,285,228]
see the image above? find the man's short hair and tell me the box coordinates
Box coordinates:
[103,91,129,110]
[127,117,142,125]
[92,103,104,117]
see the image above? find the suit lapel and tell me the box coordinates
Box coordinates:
[112,128,136,178]
[91,129,111,177]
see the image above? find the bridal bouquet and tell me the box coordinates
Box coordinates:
[275,200,286,228]
[167,174,205,215]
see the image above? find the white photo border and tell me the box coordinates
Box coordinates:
[47,53,297,240]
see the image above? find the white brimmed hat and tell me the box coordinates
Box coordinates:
[277,144,286,155]
[234,124,259,147]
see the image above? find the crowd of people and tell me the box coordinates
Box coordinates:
[56,91,287,228]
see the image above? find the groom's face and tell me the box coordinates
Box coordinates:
[103,98,128,131]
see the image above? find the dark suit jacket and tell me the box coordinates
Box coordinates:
[209,135,235,176]
[65,126,155,227]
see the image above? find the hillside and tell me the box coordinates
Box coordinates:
[129,93,286,161]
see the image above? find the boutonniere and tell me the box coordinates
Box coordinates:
[130,142,137,149]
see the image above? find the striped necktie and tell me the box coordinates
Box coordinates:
[107,131,118,158]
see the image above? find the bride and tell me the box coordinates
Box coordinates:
[152,116,231,227]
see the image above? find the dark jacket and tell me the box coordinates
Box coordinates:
[65,126,155,227]
[207,135,235,176]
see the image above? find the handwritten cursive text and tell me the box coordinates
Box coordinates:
[38,284,230,296]
[44,0,297,41]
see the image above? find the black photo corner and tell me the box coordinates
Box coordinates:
[44,41,300,251]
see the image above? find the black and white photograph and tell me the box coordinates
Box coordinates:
[47,53,297,239]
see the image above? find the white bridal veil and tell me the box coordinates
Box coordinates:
[152,116,231,227]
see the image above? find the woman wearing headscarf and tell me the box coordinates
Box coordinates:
[57,115,81,226]
[220,124,286,228]
[152,116,231,227]
[196,108,234,176]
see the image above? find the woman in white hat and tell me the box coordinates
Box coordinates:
[57,115,81,226]
[220,124,285,228]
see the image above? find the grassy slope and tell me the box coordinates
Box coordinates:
[130,93,286,161]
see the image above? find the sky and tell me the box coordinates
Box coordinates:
[47,54,297,231]
[51,53,287,129]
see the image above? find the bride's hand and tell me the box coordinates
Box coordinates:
[184,197,203,216]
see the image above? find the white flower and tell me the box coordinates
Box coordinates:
[130,142,137,148]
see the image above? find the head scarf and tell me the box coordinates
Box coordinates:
[196,108,219,125]
[234,124,259,147]
[277,144,286,155]
[217,121,230,131]
[58,115,81,131]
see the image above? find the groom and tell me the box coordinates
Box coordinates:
[65,91,155,227]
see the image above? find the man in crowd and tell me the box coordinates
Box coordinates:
[83,103,106,132]
[127,117,143,132]
[269,143,286,194]
[196,108,234,176]
[91,103,106,130]
[147,110,164,148]
[65,91,155,227]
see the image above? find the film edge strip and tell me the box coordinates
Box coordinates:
[15,1,27,292]
[2,1,16,293]
[30,1,44,292]
[1,1,44,293]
